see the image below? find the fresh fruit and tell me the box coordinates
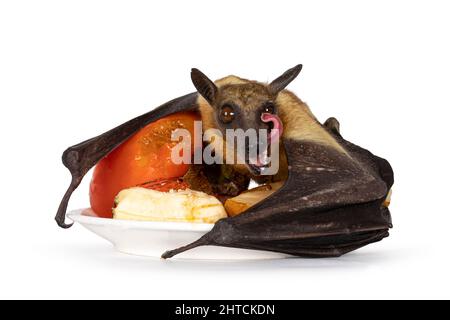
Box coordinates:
[383,189,392,207]
[139,178,190,192]
[89,112,199,218]
[113,187,227,223]
[224,182,284,217]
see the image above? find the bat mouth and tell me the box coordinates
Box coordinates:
[247,145,271,174]
[245,113,283,176]
[247,162,270,175]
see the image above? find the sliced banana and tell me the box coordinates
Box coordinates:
[225,181,284,217]
[383,189,392,207]
[113,187,227,223]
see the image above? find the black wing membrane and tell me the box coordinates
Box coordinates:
[55,93,198,228]
[162,123,393,258]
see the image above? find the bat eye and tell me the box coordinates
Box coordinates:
[220,104,235,124]
[262,103,275,114]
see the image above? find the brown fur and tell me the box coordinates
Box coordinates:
[197,75,348,182]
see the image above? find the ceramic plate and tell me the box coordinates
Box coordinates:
[68,209,288,260]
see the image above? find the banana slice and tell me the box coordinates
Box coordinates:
[383,189,392,207]
[113,187,227,223]
[225,182,284,217]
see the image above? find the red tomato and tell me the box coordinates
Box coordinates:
[89,112,199,218]
[139,178,190,192]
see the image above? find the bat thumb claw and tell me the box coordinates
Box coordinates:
[56,219,74,229]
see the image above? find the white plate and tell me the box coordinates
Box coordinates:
[68,209,289,260]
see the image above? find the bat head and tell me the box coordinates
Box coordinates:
[191,65,302,176]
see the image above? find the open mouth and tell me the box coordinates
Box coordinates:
[247,162,270,175]
[246,113,283,176]
[246,144,272,175]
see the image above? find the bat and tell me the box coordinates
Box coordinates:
[56,65,393,259]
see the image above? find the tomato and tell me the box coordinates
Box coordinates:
[139,178,190,192]
[89,112,199,217]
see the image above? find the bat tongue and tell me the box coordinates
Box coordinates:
[261,113,283,144]
[249,113,283,168]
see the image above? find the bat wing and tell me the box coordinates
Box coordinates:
[55,93,198,228]
[162,120,393,258]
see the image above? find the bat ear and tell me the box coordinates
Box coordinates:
[269,64,303,95]
[191,68,218,105]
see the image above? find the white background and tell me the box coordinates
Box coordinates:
[1,0,449,299]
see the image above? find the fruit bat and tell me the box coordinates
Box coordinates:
[55,65,393,258]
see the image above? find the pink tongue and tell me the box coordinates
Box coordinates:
[261,113,283,143]
[253,113,283,167]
